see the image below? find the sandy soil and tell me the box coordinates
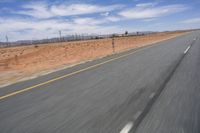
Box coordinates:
[0,31,189,87]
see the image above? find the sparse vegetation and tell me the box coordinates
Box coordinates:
[0,31,191,85]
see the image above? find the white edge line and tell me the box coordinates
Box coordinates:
[120,122,134,133]
[184,45,191,54]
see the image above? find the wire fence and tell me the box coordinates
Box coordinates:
[0,31,157,48]
[0,29,195,48]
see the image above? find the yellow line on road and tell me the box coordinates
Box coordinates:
[0,34,186,100]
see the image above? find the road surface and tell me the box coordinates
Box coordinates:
[135,35,200,133]
[0,31,199,133]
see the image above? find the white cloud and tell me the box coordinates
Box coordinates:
[181,18,200,24]
[17,2,53,19]
[0,2,125,41]
[0,2,193,42]
[119,4,187,19]
[73,17,107,25]
[143,18,157,22]
[136,2,157,7]
[105,16,122,22]
[101,12,110,17]
[0,17,122,41]
[72,15,122,26]
[51,4,122,17]
[16,2,123,19]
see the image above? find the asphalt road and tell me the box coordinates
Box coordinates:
[0,31,199,133]
[135,36,200,133]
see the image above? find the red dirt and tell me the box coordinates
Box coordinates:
[0,31,189,86]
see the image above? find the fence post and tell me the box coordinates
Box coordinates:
[112,34,115,53]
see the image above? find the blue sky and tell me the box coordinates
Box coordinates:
[0,0,200,41]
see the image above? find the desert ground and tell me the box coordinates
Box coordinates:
[0,31,190,87]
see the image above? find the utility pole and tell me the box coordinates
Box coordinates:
[59,30,62,42]
[5,35,9,47]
